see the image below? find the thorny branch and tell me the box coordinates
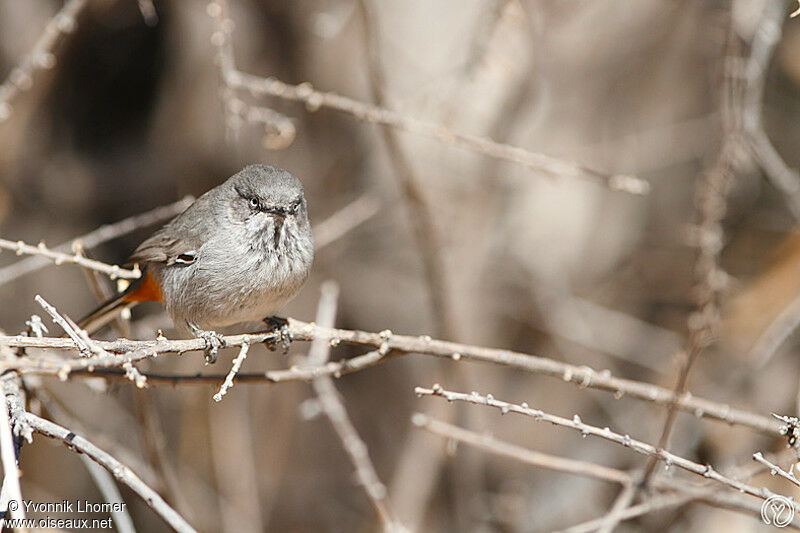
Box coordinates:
[0,318,779,435]
[0,238,141,281]
[203,1,648,195]
[0,196,193,286]
[414,386,790,508]
[411,413,797,527]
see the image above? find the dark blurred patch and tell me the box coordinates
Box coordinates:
[46,0,167,155]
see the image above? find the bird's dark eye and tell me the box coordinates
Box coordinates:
[249,197,260,210]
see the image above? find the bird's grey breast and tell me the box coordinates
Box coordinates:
[158,209,313,328]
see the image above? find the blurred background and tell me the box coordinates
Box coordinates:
[2,0,800,531]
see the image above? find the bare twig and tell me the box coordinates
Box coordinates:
[313,194,381,250]
[561,483,800,533]
[304,282,401,530]
[0,392,24,521]
[61,347,393,385]
[750,290,800,366]
[212,342,250,402]
[415,412,795,528]
[205,0,647,196]
[224,68,649,194]
[753,452,800,489]
[207,1,295,149]
[355,5,463,524]
[595,481,638,533]
[24,412,196,533]
[742,1,800,217]
[357,0,455,340]
[641,24,739,487]
[34,294,94,356]
[34,294,143,387]
[0,238,140,281]
[79,455,136,533]
[411,413,632,486]
[0,0,88,122]
[560,492,695,533]
[0,196,192,286]
[414,386,789,506]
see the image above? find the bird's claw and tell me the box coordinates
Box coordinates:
[197,330,225,364]
[264,316,292,354]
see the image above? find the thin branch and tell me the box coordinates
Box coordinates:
[207,1,295,148]
[642,24,739,486]
[0,392,24,521]
[0,320,779,434]
[225,68,649,194]
[0,196,192,286]
[416,412,794,529]
[79,455,136,533]
[357,0,455,340]
[753,452,800,489]
[595,481,637,533]
[23,412,196,533]
[204,0,648,198]
[59,347,393,385]
[562,484,800,533]
[304,282,401,530]
[0,238,140,281]
[0,0,89,122]
[742,1,800,217]
[414,386,789,505]
[36,294,149,386]
[212,342,250,402]
[313,193,381,250]
[34,294,94,356]
[411,414,633,486]
[560,492,695,533]
[750,289,800,366]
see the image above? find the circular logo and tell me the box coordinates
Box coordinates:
[762,495,795,528]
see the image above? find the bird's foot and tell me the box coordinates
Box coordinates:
[189,323,226,364]
[263,315,292,354]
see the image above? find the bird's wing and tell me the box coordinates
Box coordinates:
[126,203,211,266]
[125,230,197,265]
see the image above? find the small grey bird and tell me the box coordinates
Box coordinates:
[79,164,314,362]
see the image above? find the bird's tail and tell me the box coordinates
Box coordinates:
[77,293,135,335]
[77,270,163,334]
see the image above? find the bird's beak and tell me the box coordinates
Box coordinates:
[265,207,288,218]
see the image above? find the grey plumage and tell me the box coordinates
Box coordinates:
[80,165,314,335]
[150,165,313,329]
